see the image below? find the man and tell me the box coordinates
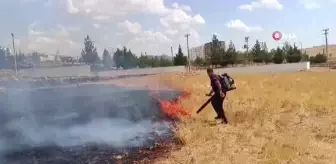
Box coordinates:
[206,68,228,124]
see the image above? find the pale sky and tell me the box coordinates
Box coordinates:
[0,0,335,57]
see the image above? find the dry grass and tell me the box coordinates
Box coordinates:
[153,71,336,164]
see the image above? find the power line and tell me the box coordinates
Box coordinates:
[170,46,174,61]
[322,28,329,69]
[185,33,190,71]
[11,33,17,76]
[322,28,329,56]
[244,36,250,65]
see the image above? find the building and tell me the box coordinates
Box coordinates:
[219,41,225,50]
[190,45,204,60]
[203,41,226,60]
[190,41,226,60]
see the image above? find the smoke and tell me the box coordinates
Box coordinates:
[0,84,180,158]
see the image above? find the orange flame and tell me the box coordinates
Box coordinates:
[152,90,191,119]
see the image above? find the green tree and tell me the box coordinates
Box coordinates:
[113,48,123,69]
[124,48,138,69]
[286,44,302,63]
[138,53,150,68]
[252,40,263,63]
[219,49,229,67]
[246,50,253,65]
[150,57,159,67]
[173,45,187,66]
[273,47,285,64]
[0,47,6,68]
[235,51,246,65]
[194,56,204,67]
[310,53,327,63]
[226,40,237,66]
[282,41,291,55]
[102,49,112,68]
[301,51,309,61]
[210,35,222,67]
[159,57,173,67]
[260,42,272,64]
[81,35,100,65]
[113,47,138,69]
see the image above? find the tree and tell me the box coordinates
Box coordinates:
[219,49,229,67]
[251,40,263,63]
[150,57,160,67]
[113,48,123,69]
[138,54,149,68]
[235,51,246,65]
[310,53,327,63]
[246,50,253,65]
[261,42,272,64]
[0,47,6,69]
[113,47,138,69]
[282,41,291,55]
[226,40,237,66]
[302,51,309,61]
[81,35,100,65]
[123,48,138,69]
[273,47,285,64]
[286,44,302,63]
[210,35,222,67]
[159,57,173,67]
[102,49,112,68]
[173,45,187,66]
[194,56,204,67]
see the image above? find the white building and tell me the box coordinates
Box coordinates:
[190,45,204,60]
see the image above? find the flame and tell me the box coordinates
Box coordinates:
[152,90,191,119]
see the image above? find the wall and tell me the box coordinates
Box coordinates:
[16,62,310,78]
[18,65,186,77]
[215,62,310,74]
[97,66,186,77]
[19,65,92,77]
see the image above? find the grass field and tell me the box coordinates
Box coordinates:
[154,71,336,164]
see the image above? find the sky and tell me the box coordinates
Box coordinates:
[0,0,335,57]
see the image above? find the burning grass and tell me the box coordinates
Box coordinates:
[153,71,336,164]
[157,90,191,120]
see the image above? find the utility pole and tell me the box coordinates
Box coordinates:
[244,36,250,65]
[110,47,114,55]
[11,33,17,76]
[185,33,190,72]
[171,46,174,62]
[322,28,329,69]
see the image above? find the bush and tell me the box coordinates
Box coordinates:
[310,54,327,63]
[286,54,301,63]
[273,47,284,64]
[302,54,309,61]
[253,56,264,63]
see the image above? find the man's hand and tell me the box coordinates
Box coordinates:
[206,89,213,96]
[220,92,225,98]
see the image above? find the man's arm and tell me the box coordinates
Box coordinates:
[214,78,222,94]
[206,89,214,96]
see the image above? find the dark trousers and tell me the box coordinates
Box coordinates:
[211,94,228,123]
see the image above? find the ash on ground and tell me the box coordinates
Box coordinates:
[0,84,180,164]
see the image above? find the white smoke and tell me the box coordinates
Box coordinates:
[0,84,178,157]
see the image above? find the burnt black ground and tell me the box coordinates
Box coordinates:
[0,84,180,164]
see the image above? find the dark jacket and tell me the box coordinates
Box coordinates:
[210,74,225,95]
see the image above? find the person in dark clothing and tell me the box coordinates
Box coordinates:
[205,68,228,124]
